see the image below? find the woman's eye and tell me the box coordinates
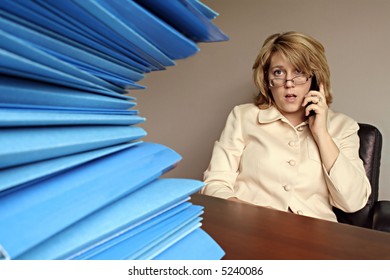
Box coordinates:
[273,69,284,76]
[295,69,303,75]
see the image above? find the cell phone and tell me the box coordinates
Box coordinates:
[306,75,319,116]
[310,74,319,91]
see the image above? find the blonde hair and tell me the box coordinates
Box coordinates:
[252,31,333,108]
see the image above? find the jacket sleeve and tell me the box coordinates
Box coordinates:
[324,120,372,212]
[200,106,245,199]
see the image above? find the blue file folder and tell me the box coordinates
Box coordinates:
[14,179,204,260]
[0,126,146,169]
[153,228,225,260]
[188,0,219,19]
[0,108,145,126]
[70,202,194,260]
[134,0,229,42]
[0,0,228,261]
[131,216,202,260]
[70,0,175,68]
[0,29,126,96]
[0,76,136,109]
[100,0,200,60]
[0,1,152,73]
[27,0,173,70]
[0,15,146,90]
[0,143,182,259]
[0,142,141,194]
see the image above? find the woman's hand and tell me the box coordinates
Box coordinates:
[302,83,329,138]
[302,83,339,173]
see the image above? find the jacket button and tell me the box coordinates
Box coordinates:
[288,160,296,166]
[288,141,296,147]
[297,210,303,215]
[283,185,291,191]
[297,126,304,132]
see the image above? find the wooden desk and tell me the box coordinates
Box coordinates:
[191,194,390,260]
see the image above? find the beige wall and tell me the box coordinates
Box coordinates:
[134,0,390,200]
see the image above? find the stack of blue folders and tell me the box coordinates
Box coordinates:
[0,0,228,260]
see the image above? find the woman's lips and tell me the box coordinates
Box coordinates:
[285,94,297,102]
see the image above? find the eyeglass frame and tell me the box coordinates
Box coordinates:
[268,74,312,88]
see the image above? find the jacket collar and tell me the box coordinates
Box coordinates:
[257,106,311,128]
[257,106,285,124]
[258,105,333,130]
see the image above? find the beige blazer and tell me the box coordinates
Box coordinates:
[201,104,371,222]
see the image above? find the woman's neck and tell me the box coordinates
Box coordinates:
[282,111,306,127]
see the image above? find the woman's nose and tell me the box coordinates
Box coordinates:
[285,79,295,87]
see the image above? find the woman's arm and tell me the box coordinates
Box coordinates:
[304,85,371,212]
[201,106,245,199]
[322,125,371,212]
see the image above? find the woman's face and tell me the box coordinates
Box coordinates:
[268,52,312,122]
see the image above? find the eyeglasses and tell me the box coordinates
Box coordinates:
[269,75,312,88]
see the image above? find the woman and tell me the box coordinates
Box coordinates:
[200,31,371,222]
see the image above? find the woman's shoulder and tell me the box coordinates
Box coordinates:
[231,103,259,113]
[228,103,260,119]
[328,109,359,135]
[233,103,259,109]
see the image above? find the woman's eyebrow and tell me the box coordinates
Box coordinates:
[269,65,284,70]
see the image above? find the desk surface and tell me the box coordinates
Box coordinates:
[191,194,390,260]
